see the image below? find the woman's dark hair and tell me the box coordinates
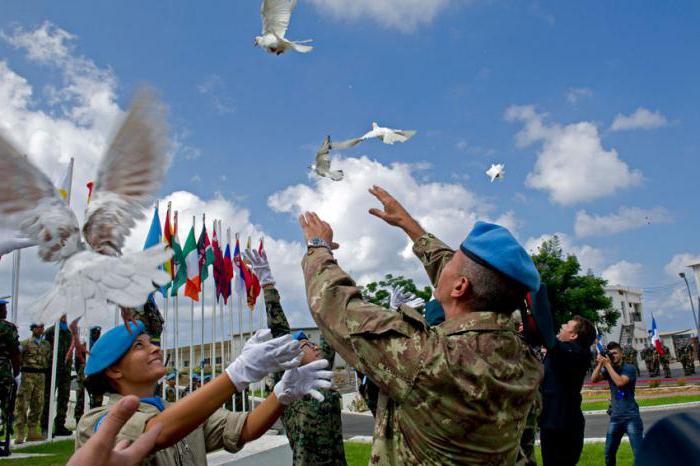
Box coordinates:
[84,372,116,397]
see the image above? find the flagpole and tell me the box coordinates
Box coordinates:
[218,221,225,389]
[211,219,218,379]
[236,233,246,412]
[47,318,60,441]
[163,201,171,399]
[10,250,20,322]
[200,213,206,387]
[174,211,180,401]
[189,215,196,395]
[163,290,169,399]
[226,228,235,411]
[247,237,255,410]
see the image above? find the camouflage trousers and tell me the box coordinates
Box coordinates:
[0,375,15,433]
[73,361,103,423]
[41,364,71,431]
[516,392,541,466]
[14,372,45,437]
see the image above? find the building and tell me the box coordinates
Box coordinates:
[602,286,649,364]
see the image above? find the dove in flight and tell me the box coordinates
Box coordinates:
[0,88,173,328]
[310,136,343,181]
[486,163,505,182]
[256,0,313,55]
[358,122,416,145]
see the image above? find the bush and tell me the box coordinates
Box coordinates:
[649,380,661,388]
[677,378,687,387]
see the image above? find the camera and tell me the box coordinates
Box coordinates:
[599,348,610,358]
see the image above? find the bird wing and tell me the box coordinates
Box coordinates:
[0,132,81,262]
[261,0,296,38]
[83,88,169,256]
[314,136,332,171]
[31,244,172,327]
[327,169,344,181]
[331,137,362,150]
[382,129,416,144]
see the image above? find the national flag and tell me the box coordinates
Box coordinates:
[197,223,215,283]
[223,243,233,304]
[163,205,174,288]
[212,224,226,301]
[258,237,264,255]
[170,212,187,297]
[241,237,261,309]
[57,158,74,201]
[651,315,664,356]
[595,331,605,354]
[233,237,247,298]
[143,205,166,298]
[183,226,200,301]
[86,181,95,204]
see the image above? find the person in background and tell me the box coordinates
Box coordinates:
[41,314,72,437]
[14,323,49,443]
[0,298,20,447]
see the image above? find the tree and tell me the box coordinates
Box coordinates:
[531,236,618,331]
[361,274,432,310]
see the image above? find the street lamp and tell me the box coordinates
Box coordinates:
[679,272,699,334]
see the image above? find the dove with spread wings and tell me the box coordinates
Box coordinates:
[0,89,173,328]
[256,0,313,55]
[310,136,343,181]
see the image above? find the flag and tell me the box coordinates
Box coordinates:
[233,237,247,298]
[183,226,200,301]
[212,225,226,301]
[143,205,166,298]
[170,212,187,297]
[651,315,665,356]
[57,158,74,201]
[223,243,233,304]
[235,237,260,309]
[595,331,605,354]
[86,181,95,204]
[163,205,174,289]
[197,223,215,283]
[258,238,264,255]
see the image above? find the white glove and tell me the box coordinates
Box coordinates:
[274,359,333,405]
[14,374,20,386]
[226,329,303,391]
[243,249,275,286]
[390,286,425,310]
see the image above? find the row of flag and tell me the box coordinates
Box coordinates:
[144,203,261,309]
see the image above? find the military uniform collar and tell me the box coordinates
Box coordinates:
[439,311,514,335]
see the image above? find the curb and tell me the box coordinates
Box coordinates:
[584,400,700,416]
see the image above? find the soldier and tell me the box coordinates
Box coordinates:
[41,314,73,437]
[74,326,103,425]
[623,345,640,376]
[650,347,661,377]
[688,344,697,375]
[164,372,179,402]
[641,347,653,376]
[128,298,164,346]
[660,345,672,378]
[297,186,543,465]
[0,299,20,448]
[245,248,347,466]
[14,323,50,443]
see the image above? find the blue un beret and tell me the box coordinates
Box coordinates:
[85,321,146,377]
[292,330,308,341]
[0,299,9,306]
[460,221,540,292]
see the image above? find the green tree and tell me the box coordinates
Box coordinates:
[361,274,432,310]
[531,236,618,331]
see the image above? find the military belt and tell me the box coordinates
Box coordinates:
[20,367,46,374]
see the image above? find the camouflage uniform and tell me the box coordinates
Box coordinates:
[0,320,20,436]
[680,344,695,375]
[14,336,50,440]
[650,347,661,377]
[74,328,103,424]
[660,345,672,378]
[41,323,72,433]
[130,300,164,346]
[264,287,347,466]
[302,234,543,465]
[623,346,640,376]
[641,347,653,376]
[517,346,544,466]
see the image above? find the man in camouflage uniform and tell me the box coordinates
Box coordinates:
[0,300,20,443]
[41,314,72,437]
[648,345,661,377]
[660,345,672,378]
[74,326,103,425]
[129,298,164,346]
[244,248,346,466]
[641,347,653,376]
[298,186,543,465]
[14,323,49,443]
[623,345,640,376]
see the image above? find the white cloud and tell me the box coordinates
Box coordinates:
[268,155,517,286]
[611,107,668,131]
[505,105,643,205]
[309,0,455,32]
[525,232,605,273]
[196,74,235,115]
[602,261,644,287]
[664,253,700,278]
[566,87,592,104]
[574,206,672,237]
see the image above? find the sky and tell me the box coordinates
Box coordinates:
[1,1,699,342]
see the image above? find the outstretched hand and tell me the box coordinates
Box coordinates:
[368,186,425,241]
[67,395,161,466]
[298,212,339,249]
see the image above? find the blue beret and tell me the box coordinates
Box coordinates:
[85,321,146,377]
[424,300,445,327]
[292,331,308,341]
[461,221,540,292]
[0,299,8,305]
[165,372,177,381]
[192,373,201,381]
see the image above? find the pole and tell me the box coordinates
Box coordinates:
[189,216,195,394]
[200,216,206,385]
[680,273,700,335]
[211,218,217,378]
[47,320,60,441]
[162,292,169,399]
[10,250,20,323]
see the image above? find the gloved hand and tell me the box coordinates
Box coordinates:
[390,286,425,310]
[226,329,302,391]
[243,249,275,286]
[14,374,20,386]
[274,359,333,405]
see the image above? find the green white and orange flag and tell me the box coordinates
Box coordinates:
[183,225,200,301]
[170,211,187,297]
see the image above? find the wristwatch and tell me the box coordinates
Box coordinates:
[307,237,331,251]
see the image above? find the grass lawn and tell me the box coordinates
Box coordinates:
[345,441,634,466]
[4,439,74,466]
[581,393,700,411]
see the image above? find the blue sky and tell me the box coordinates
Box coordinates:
[1,1,699,338]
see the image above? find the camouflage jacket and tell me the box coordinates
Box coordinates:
[302,234,543,465]
[263,287,346,466]
[0,320,20,378]
[20,337,50,370]
[43,324,72,370]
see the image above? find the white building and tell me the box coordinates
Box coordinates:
[602,286,649,364]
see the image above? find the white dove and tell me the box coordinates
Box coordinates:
[486,163,505,182]
[358,122,416,145]
[310,136,343,181]
[0,88,173,327]
[256,0,313,55]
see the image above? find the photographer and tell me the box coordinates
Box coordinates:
[591,341,643,466]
